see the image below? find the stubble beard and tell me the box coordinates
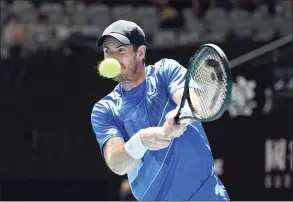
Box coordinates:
[113,58,139,83]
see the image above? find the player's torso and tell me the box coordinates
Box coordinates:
[109,68,216,200]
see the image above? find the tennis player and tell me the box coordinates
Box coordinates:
[91,20,229,201]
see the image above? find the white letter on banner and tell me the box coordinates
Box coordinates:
[288,140,292,171]
[265,139,287,172]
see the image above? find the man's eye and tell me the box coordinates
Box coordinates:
[119,48,126,52]
[104,49,109,53]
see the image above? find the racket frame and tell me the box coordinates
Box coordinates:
[174,43,232,124]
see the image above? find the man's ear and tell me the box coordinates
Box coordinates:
[137,45,146,61]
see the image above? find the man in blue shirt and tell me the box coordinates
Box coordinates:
[91,20,229,201]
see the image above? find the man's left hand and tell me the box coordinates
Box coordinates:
[163,107,188,138]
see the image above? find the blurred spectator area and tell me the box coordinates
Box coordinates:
[0,0,292,56]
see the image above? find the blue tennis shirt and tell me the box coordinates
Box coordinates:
[91,58,230,201]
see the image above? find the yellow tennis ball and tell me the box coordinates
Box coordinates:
[98,58,121,78]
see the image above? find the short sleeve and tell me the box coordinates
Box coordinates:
[91,102,124,156]
[157,58,187,96]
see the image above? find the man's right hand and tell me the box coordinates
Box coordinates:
[140,123,186,151]
[140,127,172,150]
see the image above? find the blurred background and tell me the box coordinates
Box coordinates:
[0,0,292,200]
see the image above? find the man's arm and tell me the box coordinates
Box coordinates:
[172,88,200,111]
[157,59,200,110]
[163,88,198,134]
[102,127,173,176]
[92,104,143,176]
[103,137,139,176]
[157,59,201,129]
[172,88,184,106]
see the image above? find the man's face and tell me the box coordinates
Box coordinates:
[102,36,139,82]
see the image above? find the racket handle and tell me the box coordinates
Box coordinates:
[174,116,180,125]
[174,113,180,125]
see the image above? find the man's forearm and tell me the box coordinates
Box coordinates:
[172,88,184,106]
[106,144,139,176]
[172,88,201,124]
[105,131,147,175]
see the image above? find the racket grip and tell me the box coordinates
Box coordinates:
[174,115,180,125]
[174,117,180,125]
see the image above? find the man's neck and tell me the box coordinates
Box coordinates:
[121,65,146,92]
[121,74,145,92]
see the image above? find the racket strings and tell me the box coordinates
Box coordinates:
[189,47,229,119]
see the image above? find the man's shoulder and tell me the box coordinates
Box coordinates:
[148,58,179,68]
[146,58,180,75]
[92,86,121,114]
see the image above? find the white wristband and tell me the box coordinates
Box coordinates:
[125,131,148,160]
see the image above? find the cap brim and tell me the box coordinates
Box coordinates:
[96,33,131,47]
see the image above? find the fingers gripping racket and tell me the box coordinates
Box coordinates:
[174,43,232,124]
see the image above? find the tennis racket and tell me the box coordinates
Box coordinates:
[174,43,232,124]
